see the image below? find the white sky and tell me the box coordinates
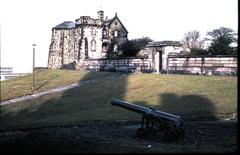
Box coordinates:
[0,0,238,73]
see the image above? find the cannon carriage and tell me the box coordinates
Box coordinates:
[111,98,185,142]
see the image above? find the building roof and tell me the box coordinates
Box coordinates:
[104,18,114,25]
[53,21,75,29]
[104,13,128,33]
[52,13,128,33]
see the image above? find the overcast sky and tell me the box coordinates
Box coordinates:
[0,0,238,73]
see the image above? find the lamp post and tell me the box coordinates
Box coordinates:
[32,44,36,94]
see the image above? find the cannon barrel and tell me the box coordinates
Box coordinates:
[111,98,183,126]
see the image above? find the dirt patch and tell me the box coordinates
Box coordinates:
[131,85,144,90]
[0,120,237,153]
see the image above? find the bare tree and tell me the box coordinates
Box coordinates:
[181,30,204,52]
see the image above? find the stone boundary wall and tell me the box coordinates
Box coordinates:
[167,56,238,75]
[77,58,153,73]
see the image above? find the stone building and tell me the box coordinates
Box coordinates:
[48,10,128,69]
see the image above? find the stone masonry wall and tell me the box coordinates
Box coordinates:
[62,29,75,65]
[48,25,104,69]
[167,56,238,75]
[48,29,63,69]
[76,58,153,73]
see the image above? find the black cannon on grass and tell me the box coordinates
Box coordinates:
[111,98,185,142]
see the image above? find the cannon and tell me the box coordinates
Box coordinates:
[111,98,185,141]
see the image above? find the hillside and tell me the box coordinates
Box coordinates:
[1,70,237,129]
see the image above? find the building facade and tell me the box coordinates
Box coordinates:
[0,67,28,81]
[48,10,128,69]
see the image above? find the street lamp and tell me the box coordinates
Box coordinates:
[32,44,36,94]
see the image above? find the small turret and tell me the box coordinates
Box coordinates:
[98,10,104,21]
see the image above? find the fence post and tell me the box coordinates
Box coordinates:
[201,56,204,75]
[167,56,169,75]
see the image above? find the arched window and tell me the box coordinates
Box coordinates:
[84,38,88,59]
[77,38,82,60]
[91,39,96,51]
[114,30,118,37]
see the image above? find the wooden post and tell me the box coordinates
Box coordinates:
[32,44,36,94]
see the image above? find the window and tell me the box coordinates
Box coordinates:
[103,30,107,36]
[114,30,118,37]
[74,41,78,50]
[114,44,118,52]
[91,28,96,35]
[102,42,108,52]
[115,22,118,25]
[91,39,96,51]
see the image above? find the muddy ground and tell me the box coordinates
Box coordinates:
[0,120,237,153]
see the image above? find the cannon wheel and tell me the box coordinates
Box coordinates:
[177,127,185,139]
[136,128,150,138]
[162,126,185,142]
[162,129,176,142]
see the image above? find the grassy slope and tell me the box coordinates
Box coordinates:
[0,69,121,101]
[0,70,237,130]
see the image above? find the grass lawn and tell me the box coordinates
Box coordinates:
[0,70,237,130]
